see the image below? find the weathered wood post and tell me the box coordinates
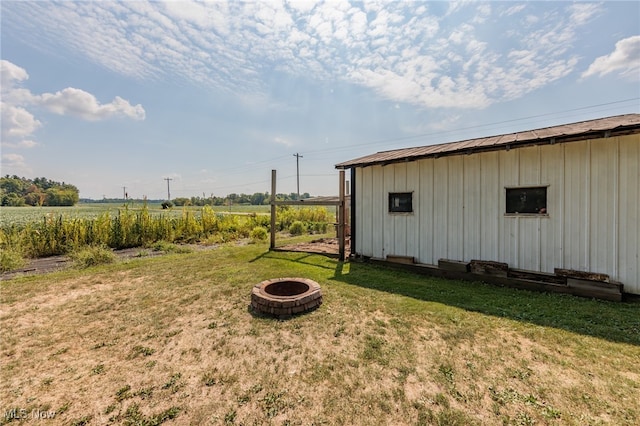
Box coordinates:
[338,170,345,261]
[270,170,276,250]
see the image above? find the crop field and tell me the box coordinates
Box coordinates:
[0,203,335,270]
[0,203,271,228]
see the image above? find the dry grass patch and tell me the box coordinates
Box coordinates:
[1,244,639,425]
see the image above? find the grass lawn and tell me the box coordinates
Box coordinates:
[1,243,639,425]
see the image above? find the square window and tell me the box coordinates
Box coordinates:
[506,187,547,214]
[389,192,413,213]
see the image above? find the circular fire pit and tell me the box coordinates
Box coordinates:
[251,278,322,318]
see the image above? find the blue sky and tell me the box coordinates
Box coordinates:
[1,1,639,200]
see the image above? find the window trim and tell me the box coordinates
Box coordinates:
[504,185,549,217]
[388,191,414,214]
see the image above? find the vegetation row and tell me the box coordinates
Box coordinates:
[3,175,317,207]
[1,175,80,207]
[0,205,333,271]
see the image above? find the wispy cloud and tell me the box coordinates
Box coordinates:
[582,35,640,81]
[273,136,294,147]
[2,1,606,110]
[1,60,145,149]
[1,153,31,175]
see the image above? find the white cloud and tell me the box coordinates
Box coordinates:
[2,140,39,149]
[1,59,28,90]
[1,103,41,140]
[273,136,294,147]
[1,153,32,175]
[0,60,145,152]
[0,1,614,111]
[34,89,146,121]
[569,2,600,26]
[582,36,640,80]
[0,60,145,183]
[502,4,526,17]
[286,0,319,14]
[162,0,228,32]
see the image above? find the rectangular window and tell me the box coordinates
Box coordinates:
[389,192,413,213]
[506,187,547,215]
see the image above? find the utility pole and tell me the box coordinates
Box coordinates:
[164,178,173,201]
[293,153,303,200]
[122,186,127,200]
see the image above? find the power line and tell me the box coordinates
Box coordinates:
[208,154,293,176]
[134,98,639,198]
[302,97,640,156]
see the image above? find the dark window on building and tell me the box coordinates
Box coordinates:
[389,192,413,213]
[506,187,547,214]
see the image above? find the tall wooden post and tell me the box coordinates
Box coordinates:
[270,170,276,250]
[338,170,345,261]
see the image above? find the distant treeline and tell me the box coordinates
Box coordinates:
[171,192,311,206]
[83,192,313,206]
[1,175,80,207]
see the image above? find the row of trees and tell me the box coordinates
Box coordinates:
[1,175,80,207]
[0,174,313,208]
[171,192,311,207]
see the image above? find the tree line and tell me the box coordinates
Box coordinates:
[1,175,80,207]
[0,175,313,208]
[171,192,311,207]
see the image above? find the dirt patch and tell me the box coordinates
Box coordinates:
[0,245,217,281]
[275,237,350,257]
[2,238,347,281]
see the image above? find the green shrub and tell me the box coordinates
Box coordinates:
[311,222,329,233]
[149,241,192,254]
[70,245,116,268]
[0,205,272,259]
[0,247,26,272]
[288,221,307,236]
[249,226,268,242]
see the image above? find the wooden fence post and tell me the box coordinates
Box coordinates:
[270,170,276,250]
[339,170,345,261]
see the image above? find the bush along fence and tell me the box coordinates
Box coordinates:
[0,205,334,260]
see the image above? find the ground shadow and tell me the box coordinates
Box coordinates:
[330,261,640,346]
[246,304,321,321]
[249,250,639,345]
[249,250,339,271]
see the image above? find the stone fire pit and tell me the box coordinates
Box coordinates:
[251,278,322,318]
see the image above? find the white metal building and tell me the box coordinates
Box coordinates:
[336,114,640,295]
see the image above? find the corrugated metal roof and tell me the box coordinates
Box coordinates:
[335,113,640,169]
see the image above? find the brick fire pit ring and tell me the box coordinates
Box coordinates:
[251,278,322,318]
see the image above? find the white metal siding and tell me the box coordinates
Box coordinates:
[407,161,420,258]
[480,151,500,262]
[618,137,640,291]
[540,144,565,273]
[463,154,482,261]
[590,139,616,276]
[433,159,449,262]
[355,135,640,294]
[563,142,589,271]
[418,159,435,264]
[448,156,465,261]
[499,150,519,268]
